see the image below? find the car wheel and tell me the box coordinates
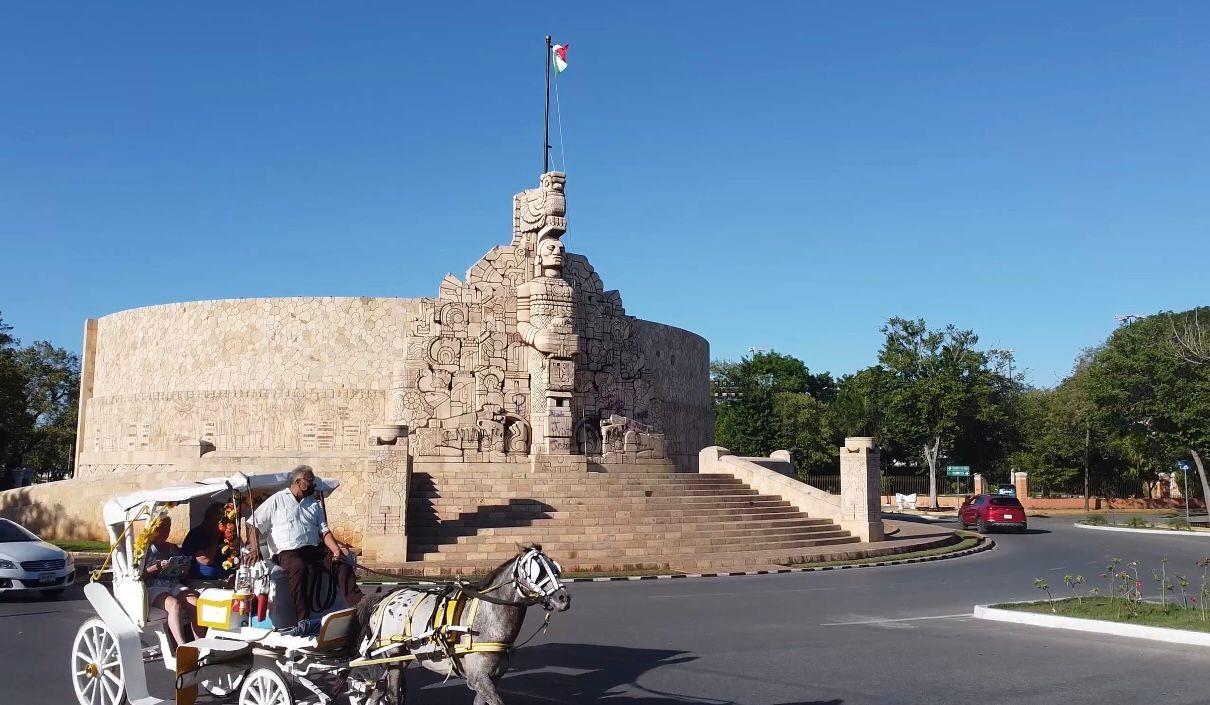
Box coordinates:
[977,518,988,534]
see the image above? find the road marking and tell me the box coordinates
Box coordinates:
[649,586,839,599]
[820,613,971,626]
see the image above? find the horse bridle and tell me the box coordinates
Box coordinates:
[460,549,566,609]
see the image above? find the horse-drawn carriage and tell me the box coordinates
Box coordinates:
[70,470,571,705]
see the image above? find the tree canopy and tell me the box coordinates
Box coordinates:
[711,308,1209,509]
[0,312,80,488]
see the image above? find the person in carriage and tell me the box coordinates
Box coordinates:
[244,465,364,620]
[181,502,235,583]
[138,513,200,653]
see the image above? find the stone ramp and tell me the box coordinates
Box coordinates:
[401,463,877,576]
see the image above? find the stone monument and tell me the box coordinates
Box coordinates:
[0,171,713,564]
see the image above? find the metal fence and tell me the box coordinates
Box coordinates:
[801,474,841,494]
[1030,476,1205,501]
[800,474,973,496]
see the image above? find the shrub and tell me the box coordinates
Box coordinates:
[1167,517,1193,531]
[1084,515,1108,526]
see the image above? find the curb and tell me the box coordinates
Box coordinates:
[363,537,995,585]
[1073,522,1209,537]
[974,602,1210,647]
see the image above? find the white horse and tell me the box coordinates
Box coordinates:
[350,544,572,705]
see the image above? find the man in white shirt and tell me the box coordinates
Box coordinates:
[245,465,363,618]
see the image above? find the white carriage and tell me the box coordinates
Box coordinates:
[70,471,384,705]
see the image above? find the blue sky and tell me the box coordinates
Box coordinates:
[1,3,1206,386]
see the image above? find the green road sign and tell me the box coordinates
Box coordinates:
[946,465,971,477]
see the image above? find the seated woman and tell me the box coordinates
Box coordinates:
[140,514,199,652]
[181,503,234,584]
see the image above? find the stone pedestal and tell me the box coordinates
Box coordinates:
[1013,471,1029,499]
[839,437,883,542]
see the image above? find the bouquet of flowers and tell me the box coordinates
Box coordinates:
[218,498,240,571]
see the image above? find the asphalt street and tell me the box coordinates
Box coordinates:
[4,515,1209,705]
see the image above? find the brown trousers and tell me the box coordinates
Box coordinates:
[272,544,363,619]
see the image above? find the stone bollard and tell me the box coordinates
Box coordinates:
[839,437,884,542]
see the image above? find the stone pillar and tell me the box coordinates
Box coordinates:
[839,437,884,542]
[73,318,98,477]
[1013,471,1029,499]
[361,426,411,564]
[973,473,985,495]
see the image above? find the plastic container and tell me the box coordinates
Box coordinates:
[196,589,242,631]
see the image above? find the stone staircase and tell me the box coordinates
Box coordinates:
[402,463,861,575]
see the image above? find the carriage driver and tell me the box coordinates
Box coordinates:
[244,465,364,619]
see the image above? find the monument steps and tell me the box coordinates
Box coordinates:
[408,516,834,537]
[408,501,803,523]
[410,493,786,509]
[415,534,859,563]
[405,467,862,569]
[409,523,847,547]
[409,531,854,556]
[410,486,758,499]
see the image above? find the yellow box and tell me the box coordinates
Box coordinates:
[196,589,241,631]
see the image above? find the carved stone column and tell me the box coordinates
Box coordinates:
[839,436,884,542]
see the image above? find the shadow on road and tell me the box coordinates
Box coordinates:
[412,642,842,705]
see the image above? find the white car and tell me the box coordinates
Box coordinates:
[0,518,75,598]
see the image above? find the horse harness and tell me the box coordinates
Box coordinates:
[349,549,563,673]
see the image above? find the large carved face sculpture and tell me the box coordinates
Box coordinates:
[537,237,565,272]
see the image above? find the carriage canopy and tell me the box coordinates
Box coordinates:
[100,471,340,526]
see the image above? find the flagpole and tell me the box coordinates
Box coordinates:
[544,34,552,174]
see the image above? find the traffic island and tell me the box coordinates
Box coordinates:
[976,598,1210,647]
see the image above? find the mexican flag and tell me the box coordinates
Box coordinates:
[552,43,568,73]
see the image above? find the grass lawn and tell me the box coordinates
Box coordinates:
[999,597,1210,632]
[51,539,110,552]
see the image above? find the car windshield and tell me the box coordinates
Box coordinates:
[0,519,38,542]
[989,497,1022,507]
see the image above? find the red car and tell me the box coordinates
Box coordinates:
[959,494,1027,533]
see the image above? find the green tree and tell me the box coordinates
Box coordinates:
[0,312,80,488]
[713,351,837,471]
[1086,308,1210,511]
[712,358,777,457]
[877,317,1011,509]
[772,392,837,477]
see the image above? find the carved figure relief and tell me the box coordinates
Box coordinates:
[381,171,667,464]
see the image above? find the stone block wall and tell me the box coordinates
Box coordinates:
[78,297,416,468]
[630,319,712,471]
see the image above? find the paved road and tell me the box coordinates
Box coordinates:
[4,516,1209,705]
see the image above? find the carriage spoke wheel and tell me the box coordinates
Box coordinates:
[239,666,295,705]
[71,618,126,705]
[201,670,247,698]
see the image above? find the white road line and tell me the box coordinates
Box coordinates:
[649,586,839,599]
[820,613,972,626]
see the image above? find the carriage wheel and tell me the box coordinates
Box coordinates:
[201,669,247,698]
[71,617,126,705]
[238,665,295,705]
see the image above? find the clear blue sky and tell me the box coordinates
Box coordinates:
[1,3,1206,386]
